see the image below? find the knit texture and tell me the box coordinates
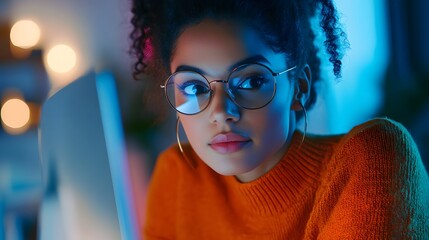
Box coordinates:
[144,118,429,239]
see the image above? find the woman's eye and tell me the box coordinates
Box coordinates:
[180,81,210,95]
[237,76,267,90]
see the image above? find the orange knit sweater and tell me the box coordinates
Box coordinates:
[144,118,429,239]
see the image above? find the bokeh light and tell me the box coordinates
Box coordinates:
[10,20,41,49]
[46,44,77,73]
[1,98,31,134]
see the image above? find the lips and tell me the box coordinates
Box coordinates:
[209,132,251,154]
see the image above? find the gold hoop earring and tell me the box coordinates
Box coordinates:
[176,117,196,168]
[298,101,307,146]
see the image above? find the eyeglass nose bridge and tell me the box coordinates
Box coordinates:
[207,78,238,104]
[208,79,228,85]
[208,79,233,95]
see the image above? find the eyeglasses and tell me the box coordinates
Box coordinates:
[160,63,297,115]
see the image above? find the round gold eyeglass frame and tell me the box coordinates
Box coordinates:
[160,63,297,115]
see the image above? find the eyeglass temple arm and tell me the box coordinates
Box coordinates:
[274,65,297,76]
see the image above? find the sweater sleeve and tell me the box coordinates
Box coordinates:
[143,145,182,239]
[316,118,429,239]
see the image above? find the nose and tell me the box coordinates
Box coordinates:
[208,82,240,124]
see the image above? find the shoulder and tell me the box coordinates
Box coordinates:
[145,144,191,220]
[344,117,411,144]
[312,118,429,238]
[153,143,207,181]
[144,144,186,238]
[335,117,420,161]
[154,143,193,175]
[320,117,426,186]
[157,143,183,165]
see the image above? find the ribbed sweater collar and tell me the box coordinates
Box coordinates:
[225,131,336,215]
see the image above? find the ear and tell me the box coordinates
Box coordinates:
[291,64,311,111]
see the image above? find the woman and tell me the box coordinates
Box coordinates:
[130,0,429,239]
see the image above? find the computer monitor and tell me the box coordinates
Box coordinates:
[38,72,139,240]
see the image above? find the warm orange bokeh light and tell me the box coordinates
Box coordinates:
[46,44,77,73]
[10,20,41,49]
[1,98,31,134]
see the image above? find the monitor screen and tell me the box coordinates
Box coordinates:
[38,72,139,240]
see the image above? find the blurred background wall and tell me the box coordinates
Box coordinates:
[0,0,428,239]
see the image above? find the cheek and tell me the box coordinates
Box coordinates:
[253,88,294,141]
[256,107,290,139]
[180,116,206,146]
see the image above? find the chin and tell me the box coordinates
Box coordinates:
[209,160,257,177]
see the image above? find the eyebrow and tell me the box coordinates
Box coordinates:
[174,55,270,75]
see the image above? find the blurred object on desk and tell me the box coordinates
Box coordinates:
[1,20,49,240]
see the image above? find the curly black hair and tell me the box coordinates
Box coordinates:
[130,0,348,111]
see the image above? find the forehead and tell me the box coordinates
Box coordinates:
[171,19,283,72]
